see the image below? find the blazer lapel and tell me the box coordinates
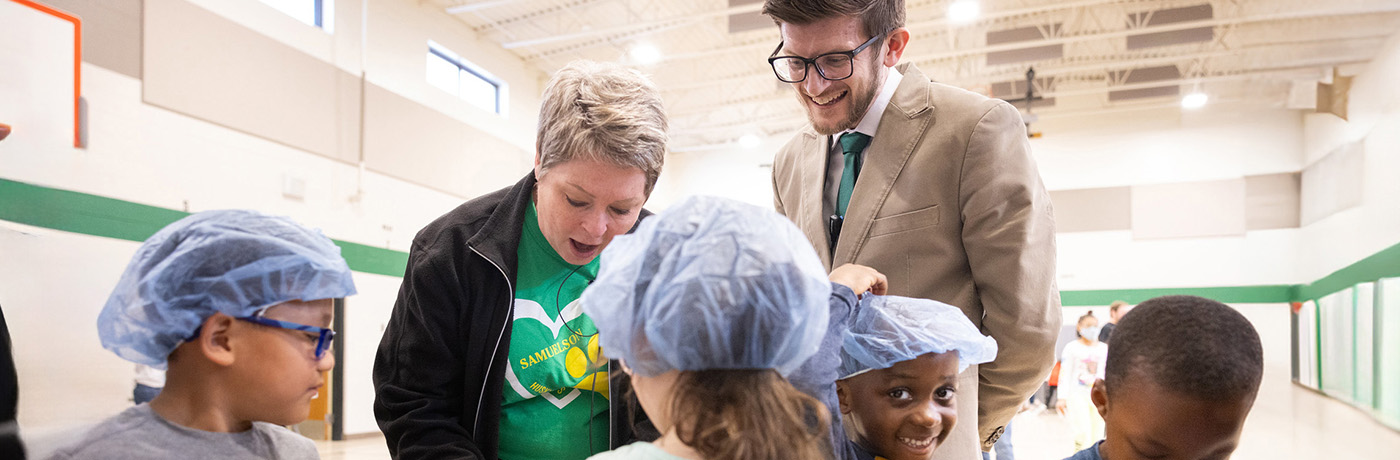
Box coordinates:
[793,128,834,270]
[833,63,936,266]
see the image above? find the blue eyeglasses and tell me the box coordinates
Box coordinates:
[237,314,336,360]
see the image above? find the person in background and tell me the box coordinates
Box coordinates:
[1062,295,1263,460]
[1056,312,1106,452]
[50,209,357,460]
[132,364,164,405]
[1096,301,1131,343]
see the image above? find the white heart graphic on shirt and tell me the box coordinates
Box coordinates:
[503,298,589,406]
[512,299,585,338]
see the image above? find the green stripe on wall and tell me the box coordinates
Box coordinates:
[1296,242,1400,301]
[0,178,408,277]
[0,179,188,242]
[1059,285,1297,306]
[335,240,410,278]
[4,177,1400,298]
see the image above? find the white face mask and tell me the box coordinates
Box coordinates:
[1080,325,1101,340]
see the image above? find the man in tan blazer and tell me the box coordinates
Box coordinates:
[762,1,1061,457]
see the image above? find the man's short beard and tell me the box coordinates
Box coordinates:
[804,57,886,135]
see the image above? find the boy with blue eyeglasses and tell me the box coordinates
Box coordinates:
[49,210,356,460]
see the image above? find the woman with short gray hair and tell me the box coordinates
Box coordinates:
[374,60,667,460]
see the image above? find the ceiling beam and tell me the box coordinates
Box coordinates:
[666,37,1377,118]
[527,0,1137,63]
[670,96,1280,152]
[660,0,1134,65]
[501,2,763,50]
[1041,67,1323,99]
[470,0,615,32]
[446,0,522,14]
[658,6,1400,95]
[950,34,1389,89]
[670,55,1366,135]
[904,6,1400,65]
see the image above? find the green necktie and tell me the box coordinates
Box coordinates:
[835,132,871,218]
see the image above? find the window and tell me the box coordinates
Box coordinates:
[427,42,508,115]
[260,0,333,32]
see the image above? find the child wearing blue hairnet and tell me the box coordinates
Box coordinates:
[836,296,998,460]
[49,210,357,460]
[578,196,885,460]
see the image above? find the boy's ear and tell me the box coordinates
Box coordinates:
[836,381,852,415]
[1091,378,1109,418]
[195,313,238,367]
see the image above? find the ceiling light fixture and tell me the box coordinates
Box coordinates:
[629,42,662,66]
[1182,92,1208,109]
[949,0,980,24]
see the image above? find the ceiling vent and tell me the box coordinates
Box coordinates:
[728,0,770,33]
[1108,65,1181,101]
[985,24,1064,66]
[992,76,1056,107]
[1127,4,1213,49]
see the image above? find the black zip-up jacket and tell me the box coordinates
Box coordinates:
[372,173,652,459]
[373,172,858,460]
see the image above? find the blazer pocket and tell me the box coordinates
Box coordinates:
[869,205,940,237]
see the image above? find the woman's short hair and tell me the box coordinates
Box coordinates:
[535,60,668,195]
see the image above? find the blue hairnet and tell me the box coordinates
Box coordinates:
[98,209,357,368]
[580,196,831,378]
[839,295,998,379]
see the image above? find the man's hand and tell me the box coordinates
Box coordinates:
[828,264,888,297]
[0,123,10,141]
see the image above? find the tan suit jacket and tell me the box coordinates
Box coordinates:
[772,63,1061,454]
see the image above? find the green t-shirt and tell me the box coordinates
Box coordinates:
[498,202,610,460]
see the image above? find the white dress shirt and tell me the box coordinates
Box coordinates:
[822,67,905,220]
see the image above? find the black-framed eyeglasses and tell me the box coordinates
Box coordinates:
[768,34,885,83]
[238,312,336,360]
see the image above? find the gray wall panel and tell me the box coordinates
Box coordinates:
[1246,172,1301,230]
[1301,141,1365,225]
[1050,187,1131,233]
[46,0,143,78]
[335,71,362,165]
[143,0,338,158]
[1131,178,1247,239]
[363,84,529,198]
[141,0,527,198]
[1054,174,1302,235]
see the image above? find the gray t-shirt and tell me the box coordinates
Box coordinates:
[47,404,318,460]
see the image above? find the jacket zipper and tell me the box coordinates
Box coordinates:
[469,244,515,439]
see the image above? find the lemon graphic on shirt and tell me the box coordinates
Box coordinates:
[566,335,609,398]
[566,334,603,378]
[566,348,586,378]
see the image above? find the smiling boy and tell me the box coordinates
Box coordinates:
[836,296,997,460]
